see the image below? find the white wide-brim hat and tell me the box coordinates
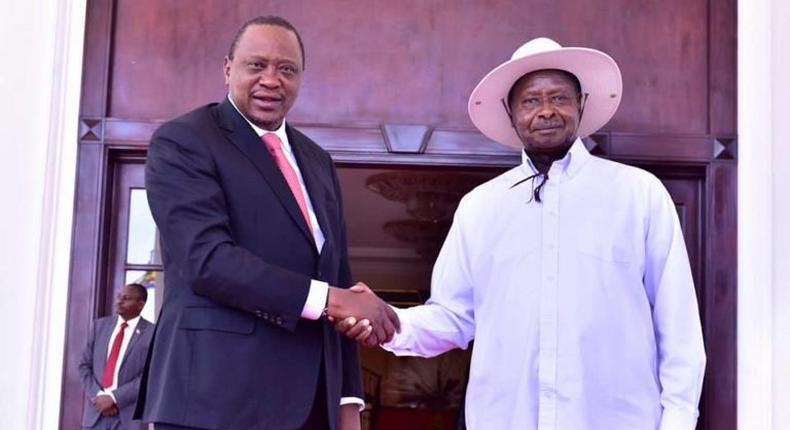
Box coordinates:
[468,37,622,148]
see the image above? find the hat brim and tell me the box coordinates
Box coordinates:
[468,47,622,149]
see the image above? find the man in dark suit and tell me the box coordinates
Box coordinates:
[137,16,398,430]
[79,283,154,430]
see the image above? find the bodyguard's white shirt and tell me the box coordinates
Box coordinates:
[384,139,706,430]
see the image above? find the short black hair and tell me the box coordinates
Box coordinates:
[507,69,582,110]
[126,283,148,303]
[227,15,305,70]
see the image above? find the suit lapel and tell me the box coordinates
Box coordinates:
[120,319,147,368]
[216,99,315,246]
[288,126,335,253]
[95,318,116,378]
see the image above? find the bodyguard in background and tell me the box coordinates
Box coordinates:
[79,283,153,430]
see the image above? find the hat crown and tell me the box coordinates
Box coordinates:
[510,37,563,61]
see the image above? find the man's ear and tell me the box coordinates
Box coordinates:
[223,56,232,85]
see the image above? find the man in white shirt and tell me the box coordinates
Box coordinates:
[79,283,153,430]
[339,37,706,430]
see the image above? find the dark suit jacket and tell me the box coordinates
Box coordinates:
[79,315,154,430]
[137,99,362,429]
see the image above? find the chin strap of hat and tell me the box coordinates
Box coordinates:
[571,92,590,141]
[509,171,545,203]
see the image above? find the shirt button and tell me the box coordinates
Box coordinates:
[546,275,555,282]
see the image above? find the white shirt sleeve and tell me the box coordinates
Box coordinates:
[300,280,329,320]
[340,396,365,411]
[383,201,476,357]
[642,177,706,430]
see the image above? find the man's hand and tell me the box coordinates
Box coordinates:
[327,282,400,344]
[92,394,117,416]
[101,405,119,417]
[336,315,380,347]
[337,403,361,430]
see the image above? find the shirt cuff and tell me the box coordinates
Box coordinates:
[659,407,698,430]
[340,396,366,412]
[381,306,410,352]
[300,280,329,320]
[97,389,116,404]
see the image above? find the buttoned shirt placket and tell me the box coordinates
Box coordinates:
[537,164,562,430]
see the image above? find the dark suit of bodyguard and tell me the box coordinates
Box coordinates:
[137,17,363,429]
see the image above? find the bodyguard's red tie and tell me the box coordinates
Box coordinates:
[101,321,128,388]
[262,133,313,232]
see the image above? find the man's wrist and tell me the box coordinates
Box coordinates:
[326,286,345,318]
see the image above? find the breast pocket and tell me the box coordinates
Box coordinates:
[574,211,640,264]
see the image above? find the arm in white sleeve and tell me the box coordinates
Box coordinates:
[642,176,706,430]
[300,280,329,320]
[383,199,476,357]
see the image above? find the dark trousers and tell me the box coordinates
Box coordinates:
[155,361,330,430]
[300,355,330,430]
[83,414,122,430]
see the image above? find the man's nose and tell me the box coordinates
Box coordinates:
[257,66,280,87]
[537,104,557,118]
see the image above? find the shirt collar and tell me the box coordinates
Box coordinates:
[117,314,141,331]
[518,137,591,181]
[227,94,291,150]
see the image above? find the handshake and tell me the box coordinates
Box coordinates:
[326,282,400,347]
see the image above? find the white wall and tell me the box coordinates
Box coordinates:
[0,0,85,428]
[738,0,790,428]
[769,0,790,425]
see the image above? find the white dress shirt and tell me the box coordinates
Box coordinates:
[384,139,706,430]
[98,315,141,402]
[229,95,362,409]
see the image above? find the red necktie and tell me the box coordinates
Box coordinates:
[262,133,313,232]
[101,321,128,388]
